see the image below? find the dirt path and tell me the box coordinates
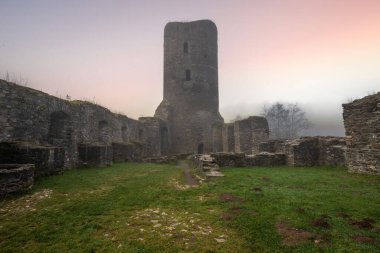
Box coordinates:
[178,160,199,186]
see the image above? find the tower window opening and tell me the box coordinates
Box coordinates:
[186,69,191,81]
[184,42,188,53]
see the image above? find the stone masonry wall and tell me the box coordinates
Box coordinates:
[343,92,380,174]
[282,137,320,166]
[155,20,224,154]
[138,117,168,157]
[234,116,269,154]
[0,142,64,178]
[258,136,346,167]
[0,80,162,171]
[0,164,34,197]
[222,123,235,152]
[212,124,223,152]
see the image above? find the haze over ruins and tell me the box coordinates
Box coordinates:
[0,19,379,191]
[1,2,380,251]
[1,1,380,137]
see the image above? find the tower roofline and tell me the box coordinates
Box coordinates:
[164,19,217,34]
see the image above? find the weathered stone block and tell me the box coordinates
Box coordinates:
[0,164,34,196]
[0,142,64,178]
[234,116,269,154]
[325,145,346,167]
[343,92,380,174]
[78,144,113,167]
[283,137,320,166]
[210,152,246,167]
[258,140,285,153]
[222,123,235,152]
[246,153,287,167]
[112,142,143,162]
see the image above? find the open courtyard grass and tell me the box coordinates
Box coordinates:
[1,163,380,252]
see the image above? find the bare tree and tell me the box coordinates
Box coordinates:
[262,102,311,139]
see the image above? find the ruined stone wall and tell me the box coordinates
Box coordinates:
[258,140,285,153]
[155,20,224,154]
[138,117,168,157]
[222,123,235,152]
[0,80,159,172]
[0,142,64,177]
[282,137,320,166]
[317,137,346,167]
[258,136,346,167]
[212,124,223,152]
[0,164,34,197]
[234,116,269,154]
[343,92,380,174]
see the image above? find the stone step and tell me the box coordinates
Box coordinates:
[202,166,219,171]
[205,171,224,177]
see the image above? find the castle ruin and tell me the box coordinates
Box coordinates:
[155,20,224,154]
[0,19,379,195]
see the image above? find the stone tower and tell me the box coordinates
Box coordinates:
[155,20,224,154]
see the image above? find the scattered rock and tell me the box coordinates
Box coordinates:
[215,238,226,243]
[0,189,52,215]
[128,208,229,243]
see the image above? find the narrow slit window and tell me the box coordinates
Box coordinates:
[186,69,191,81]
[184,42,188,53]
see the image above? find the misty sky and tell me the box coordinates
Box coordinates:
[1,0,379,136]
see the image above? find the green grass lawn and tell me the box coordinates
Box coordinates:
[1,163,380,253]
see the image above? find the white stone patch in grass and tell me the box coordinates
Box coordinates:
[170,178,192,190]
[0,189,53,215]
[127,207,230,245]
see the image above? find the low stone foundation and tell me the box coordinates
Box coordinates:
[258,140,285,153]
[0,142,64,178]
[282,137,320,167]
[78,144,113,167]
[246,153,287,167]
[143,156,177,164]
[210,152,246,167]
[0,164,34,197]
[324,146,346,167]
[112,142,143,162]
[192,155,224,177]
[210,152,286,167]
[258,136,347,167]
